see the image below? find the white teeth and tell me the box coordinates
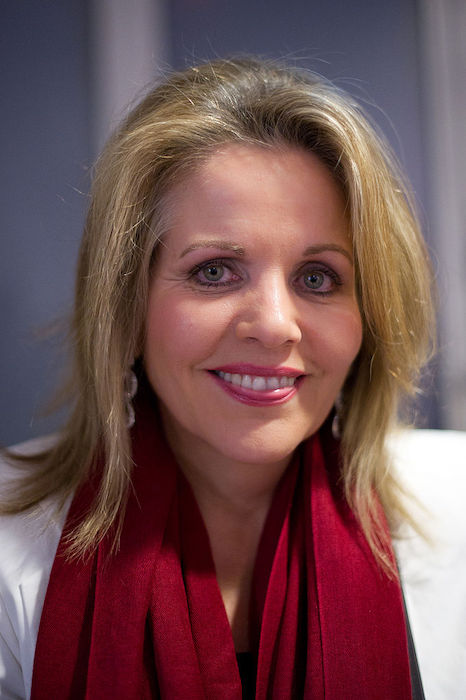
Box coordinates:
[231,373,241,386]
[252,376,267,391]
[215,371,297,392]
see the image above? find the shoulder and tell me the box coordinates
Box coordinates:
[389,428,466,567]
[389,428,466,538]
[389,429,466,699]
[0,434,67,580]
[0,436,70,700]
[389,426,466,476]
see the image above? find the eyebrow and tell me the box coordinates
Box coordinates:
[302,244,353,263]
[179,240,352,263]
[179,240,246,258]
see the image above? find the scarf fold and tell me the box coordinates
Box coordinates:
[31,389,412,699]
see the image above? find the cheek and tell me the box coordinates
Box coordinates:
[145,294,206,371]
[144,299,191,400]
[339,311,363,363]
[147,291,237,344]
[309,307,363,371]
[144,293,234,376]
[146,299,194,348]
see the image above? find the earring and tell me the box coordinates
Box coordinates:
[125,369,138,428]
[332,392,343,440]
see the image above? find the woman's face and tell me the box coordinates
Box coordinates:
[144,144,362,469]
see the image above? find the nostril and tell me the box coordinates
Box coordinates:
[235,310,302,347]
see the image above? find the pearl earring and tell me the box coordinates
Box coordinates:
[125,369,138,428]
[332,393,343,439]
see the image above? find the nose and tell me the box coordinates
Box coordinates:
[235,272,302,348]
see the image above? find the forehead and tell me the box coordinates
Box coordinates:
[161,143,351,255]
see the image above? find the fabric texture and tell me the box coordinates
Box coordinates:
[30,387,412,699]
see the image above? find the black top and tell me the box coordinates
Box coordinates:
[236,652,256,699]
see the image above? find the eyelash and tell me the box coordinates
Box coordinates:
[294,264,342,296]
[188,258,342,295]
[189,259,242,288]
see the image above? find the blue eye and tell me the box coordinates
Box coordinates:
[296,265,340,295]
[303,271,325,289]
[202,263,225,282]
[190,259,241,288]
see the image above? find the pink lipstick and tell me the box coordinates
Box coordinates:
[208,364,304,406]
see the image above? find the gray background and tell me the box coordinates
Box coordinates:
[0,0,444,445]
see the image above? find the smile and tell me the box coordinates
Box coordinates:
[216,371,296,391]
[209,365,304,406]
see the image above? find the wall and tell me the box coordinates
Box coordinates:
[169,0,427,225]
[0,2,90,445]
[0,0,441,445]
[168,0,438,426]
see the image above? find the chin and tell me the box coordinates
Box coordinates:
[212,428,311,467]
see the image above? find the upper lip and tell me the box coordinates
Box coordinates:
[210,364,304,377]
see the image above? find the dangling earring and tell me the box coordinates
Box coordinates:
[332,392,343,439]
[125,369,138,428]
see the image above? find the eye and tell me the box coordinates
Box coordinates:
[190,258,242,288]
[202,263,225,282]
[303,270,326,290]
[295,264,341,295]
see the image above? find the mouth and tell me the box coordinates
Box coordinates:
[215,370,297,391]
[208,365,305,406]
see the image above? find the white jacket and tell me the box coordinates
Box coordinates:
[0,430,465,699]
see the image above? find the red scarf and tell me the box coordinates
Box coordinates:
[31,389,412,698]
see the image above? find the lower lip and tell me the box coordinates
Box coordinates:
[209,371,302,406]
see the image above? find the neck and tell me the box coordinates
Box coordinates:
[160,413,292,518]
[158,406,297,651]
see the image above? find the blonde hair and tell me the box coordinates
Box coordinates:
[2,57,435,569]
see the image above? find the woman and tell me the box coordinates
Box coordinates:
[1,57,465,699]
